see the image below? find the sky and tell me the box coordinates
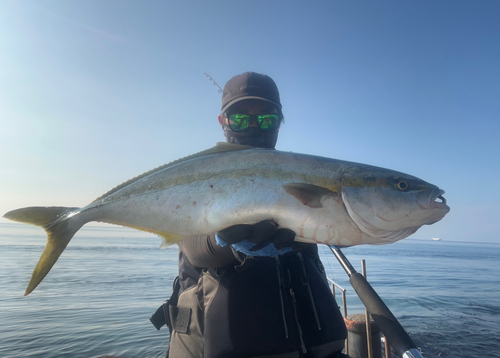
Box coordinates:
[0,0,498,243]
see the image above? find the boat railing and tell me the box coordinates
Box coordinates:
[328,264,392,358]
[327,277,348,320]
[327,246,424,358]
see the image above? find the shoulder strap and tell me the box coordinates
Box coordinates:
[169,276,181,306]
[149,276,182,331]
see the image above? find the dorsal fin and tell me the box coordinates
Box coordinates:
[92,142,254,203]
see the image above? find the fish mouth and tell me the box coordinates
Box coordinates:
[438,195,446,205]
[418,189,449,210]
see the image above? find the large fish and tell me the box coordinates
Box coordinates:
[4,143,449,295]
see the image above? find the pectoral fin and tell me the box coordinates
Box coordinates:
[283,183,337,208]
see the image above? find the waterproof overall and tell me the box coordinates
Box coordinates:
[164,239,347,358]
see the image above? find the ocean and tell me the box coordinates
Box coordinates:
[0,223,498,358]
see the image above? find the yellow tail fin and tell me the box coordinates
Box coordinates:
[4,206,83,296]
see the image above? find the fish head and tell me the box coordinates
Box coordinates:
[341,168,450,244]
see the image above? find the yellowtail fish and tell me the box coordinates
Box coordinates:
[4,143,450,295]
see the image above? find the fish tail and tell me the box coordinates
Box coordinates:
[3,206,83,296]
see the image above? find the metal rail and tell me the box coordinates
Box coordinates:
[329,274,397,358]
[327,277,349,355]
[326,278,347,323]
[362,259,374,358]
[328,246,424,358]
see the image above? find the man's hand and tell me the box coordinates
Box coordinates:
[216,220,305,256]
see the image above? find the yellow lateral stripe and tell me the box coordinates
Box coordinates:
[92,142,254,203]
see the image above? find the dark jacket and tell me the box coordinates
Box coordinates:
[168,235,347,358]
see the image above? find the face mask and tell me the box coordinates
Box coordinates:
[223,127,279,149]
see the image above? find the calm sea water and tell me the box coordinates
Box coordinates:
[0,223,499,358]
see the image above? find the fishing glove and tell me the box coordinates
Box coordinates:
[216,220,303,256]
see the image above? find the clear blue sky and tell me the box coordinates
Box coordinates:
[1,0,498,243]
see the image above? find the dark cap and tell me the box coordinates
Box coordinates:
[221,72,282,114]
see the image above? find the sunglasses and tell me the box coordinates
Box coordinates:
[226,113,281,132]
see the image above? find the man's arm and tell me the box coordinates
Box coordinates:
[216,221,305,256]
[179,221,304,267]
[178,234,236,268]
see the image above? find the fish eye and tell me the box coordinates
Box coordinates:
[395,180,409,191]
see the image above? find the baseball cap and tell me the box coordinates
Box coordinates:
[221,72,282,114]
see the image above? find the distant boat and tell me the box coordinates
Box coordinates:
[432,238,441,241]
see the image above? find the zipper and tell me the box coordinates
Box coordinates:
[275,256,289,339]
[288,271,307,354]
[297,252,322,331]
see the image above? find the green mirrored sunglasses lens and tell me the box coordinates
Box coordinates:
[257,114,280,130]
[228,114,251,131]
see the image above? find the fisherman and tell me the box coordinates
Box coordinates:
[152,72,348,357]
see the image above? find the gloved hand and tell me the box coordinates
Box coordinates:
[215,220,303,256]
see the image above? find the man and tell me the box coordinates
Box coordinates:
[157,72,348,357]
